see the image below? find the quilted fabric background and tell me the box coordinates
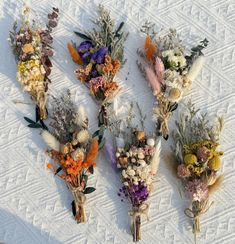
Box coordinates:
[0,0,235,243]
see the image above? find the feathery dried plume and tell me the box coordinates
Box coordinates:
[75,105,88,128]
[41,130,60,151]
[208,174,224,195]
[186,56,205,82]
[154,57,164,83]
[145,66,161,93]
[150,138,161,175]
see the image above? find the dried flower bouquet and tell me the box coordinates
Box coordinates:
[24,91,101,223]
[9,5,59,120]
[137,23,208,139]
[67,4,128,139]
[172,101,224,241]
[107,103,161,242]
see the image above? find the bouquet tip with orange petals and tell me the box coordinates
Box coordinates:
[24,90,103,223]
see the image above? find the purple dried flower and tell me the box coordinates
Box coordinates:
[128,182,149,205]
[77,41,93,53]
[91,47,108,64]
[91,69,98,78]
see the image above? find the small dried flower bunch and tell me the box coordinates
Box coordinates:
[9,5,59,120]
[24,91,100,223]
[137,22,208,139]
[67,4,128,130]
[109,103,161,242]
[172,101,224,240]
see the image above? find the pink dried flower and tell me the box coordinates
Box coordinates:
[177,164,191,178]
[196,147,208,162]
[89,76,104,93]
[144,145,155,156]
[154,57,164,83]
[185,179,209,202]
[145,66,161,94]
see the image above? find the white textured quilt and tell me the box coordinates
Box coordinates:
[0,0,235,243]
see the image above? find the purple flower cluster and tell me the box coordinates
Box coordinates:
[77,41,108,77]
[128,182,149,205]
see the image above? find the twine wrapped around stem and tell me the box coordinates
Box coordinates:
[184,200,213,243]
[129,203,149,242]
[158,112,170,139]
[67,184,87,223]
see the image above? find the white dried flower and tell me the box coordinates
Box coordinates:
[147,138,155,146]
[140,160,146,167]
[76,129,90,144]
[123,182,129,186]
[122,170,128,178]
[41,130,60,151]
[131,158,136,163]
[138,152,145,159]
[128,169,135,176]
[71,148,85,161]
[116,152,120,157]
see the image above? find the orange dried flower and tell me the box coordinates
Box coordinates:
[47,163,53,170]
[106,63,114,72]
[144,36,157,61]
[144,36,151,49]
[102,66,109,74]
[22,43,34,53]
[104,82,119,97]
[75,63,92,82]
[84,139,99,168]
[67,42,83,65]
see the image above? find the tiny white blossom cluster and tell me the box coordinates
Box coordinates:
[116,131,157,190]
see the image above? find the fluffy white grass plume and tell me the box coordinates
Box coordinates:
[75,105,88,127]
[150,138,161,175]
[41,130,60,151]
[186,56,205,82]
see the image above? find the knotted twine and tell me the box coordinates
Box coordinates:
[67,184,87,223]
[129,203,149,242]
[184,201,214,244]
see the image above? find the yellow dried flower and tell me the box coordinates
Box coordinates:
[184,154,197,165]
[208,155,221,171]
[192,166,204,176]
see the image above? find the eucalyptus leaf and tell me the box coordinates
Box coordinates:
[71,200,76,216]
[88,166,94,174]
[24,117,36,124]
[99,137,106,150]
[115,22,124,37]
[28,123,42,129]
[83,187,96,194]
[74,31,92,41]
[55,166,62,175]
